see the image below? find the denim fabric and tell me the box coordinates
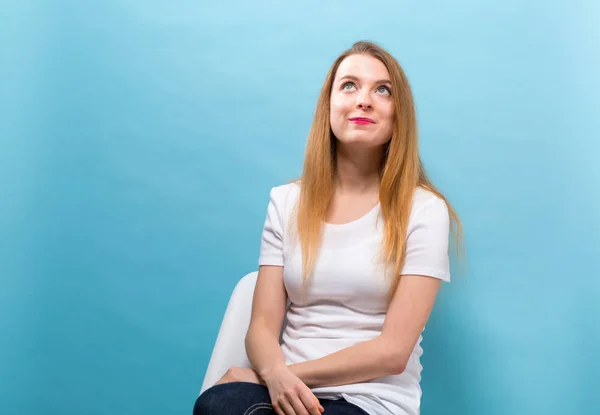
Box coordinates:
[194,382,369,415]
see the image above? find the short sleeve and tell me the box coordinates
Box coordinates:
[400,196,451,282]
[258,188,285,266]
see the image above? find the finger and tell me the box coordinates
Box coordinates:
[272,402,286,415]
[277,398,298,415]
[270,393,286,415]
[288,394,310,415]
[299,390,323,415]
[273,406,286,415]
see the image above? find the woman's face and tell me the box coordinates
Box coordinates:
[330,54,395,149]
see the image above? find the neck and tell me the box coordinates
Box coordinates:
[334,142,385,195]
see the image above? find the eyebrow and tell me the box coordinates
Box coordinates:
[337,74,392,85]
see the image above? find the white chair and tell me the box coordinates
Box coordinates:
[200,271,290,394]
[200,271,257,394]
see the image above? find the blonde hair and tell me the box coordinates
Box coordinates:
[294,40,463,302]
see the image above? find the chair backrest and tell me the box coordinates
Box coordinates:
[200,271,258,393]
[200,271,289,394]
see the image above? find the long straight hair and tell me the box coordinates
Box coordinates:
[294,41,463,302]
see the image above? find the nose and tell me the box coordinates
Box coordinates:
[356,91,373,110]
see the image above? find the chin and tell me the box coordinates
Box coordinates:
[337,134,383,147]
[338,140,382,151]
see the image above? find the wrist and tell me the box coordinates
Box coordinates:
[288,362,309,386]
[259,363,288,382]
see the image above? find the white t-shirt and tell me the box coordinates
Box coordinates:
[258,182,450,415]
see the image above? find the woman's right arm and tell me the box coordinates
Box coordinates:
[245,265,323,415]
[244,265,288,378]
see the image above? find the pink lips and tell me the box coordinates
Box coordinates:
[349,117,375,125]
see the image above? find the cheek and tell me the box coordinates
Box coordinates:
[382,105,395,127]
[382,100,394,118]
[330,98,348,130]
[330,111,344,136]
[330,96,347,117]
[376,105,395,139]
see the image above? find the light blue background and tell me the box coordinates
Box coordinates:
[1,1,598,414]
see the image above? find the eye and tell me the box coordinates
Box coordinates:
[376,85,391,95]
[342,82,356,91]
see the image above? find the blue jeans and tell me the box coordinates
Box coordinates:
[194,382,369,415]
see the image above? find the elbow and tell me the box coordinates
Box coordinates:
[387,356,408,375]
[245,324,257,349]
[245,321,273,348]
[245,323,258,346]
[378,337,409,375]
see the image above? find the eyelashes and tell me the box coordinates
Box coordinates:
[341,81,391,96]
[376,85,391,95]
[342,82,356,91]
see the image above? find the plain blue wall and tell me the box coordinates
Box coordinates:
[1,1,598,414]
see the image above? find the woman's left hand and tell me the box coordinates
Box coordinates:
[214,366,263,386]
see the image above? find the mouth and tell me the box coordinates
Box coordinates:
[348,117,375,125]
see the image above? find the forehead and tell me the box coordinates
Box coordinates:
[334,54,390,82]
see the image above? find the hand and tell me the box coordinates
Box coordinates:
[262,366,324,415]
[214,366,262,386]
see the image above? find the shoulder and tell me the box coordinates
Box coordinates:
[402,187,452,280]
[270,181,300,209]
[409,186,450,224]
[269,180,301,204]
[265,180,301,224]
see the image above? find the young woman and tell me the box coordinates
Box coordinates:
[194,40,462,415]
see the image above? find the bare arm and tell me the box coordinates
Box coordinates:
[244,265,288,379]
[289,274,442,388]
[245,266,324,414]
